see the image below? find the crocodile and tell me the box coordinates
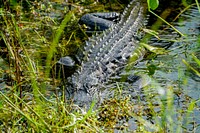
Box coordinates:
[62,0,147,106]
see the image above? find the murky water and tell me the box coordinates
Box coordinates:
[138,5,200,132]
[94,5,199,132]
[151,6,200,102]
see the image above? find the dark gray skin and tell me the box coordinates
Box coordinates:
[59,0,147,107]
[58,12,121,68]
[79,12,120,32]
[58,56,75,67]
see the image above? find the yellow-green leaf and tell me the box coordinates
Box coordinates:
[147,0,159,10]
[141,43,167,54]
[143,28,160,39]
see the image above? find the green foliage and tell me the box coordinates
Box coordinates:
[45,12,73,78]
[147,0,159,10]
[196,0,200,12]
[141,43,167,54]
[182,54,200,77]
[147,0,184,36]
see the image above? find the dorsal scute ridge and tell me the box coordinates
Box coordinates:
[96,3,143,63]
[99,47,103,52]
[116,2,140,30]
[76,69,81,75]
[66,0,146,101]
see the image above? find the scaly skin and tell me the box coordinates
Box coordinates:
[66,0,147,106]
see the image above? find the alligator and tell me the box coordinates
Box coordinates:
[60,0,147,106]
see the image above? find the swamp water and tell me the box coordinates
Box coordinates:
[125,5,200,132]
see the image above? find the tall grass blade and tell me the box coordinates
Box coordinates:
[45,12,73,78]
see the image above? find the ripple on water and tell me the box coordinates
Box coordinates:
[144,5,200,132]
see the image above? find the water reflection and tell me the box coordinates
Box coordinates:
[146,5,200,131]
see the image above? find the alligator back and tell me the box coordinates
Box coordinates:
[66,0,146,105]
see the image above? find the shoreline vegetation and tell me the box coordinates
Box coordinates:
[0,0,199,132]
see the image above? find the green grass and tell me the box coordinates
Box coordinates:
[0,0,200,132]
